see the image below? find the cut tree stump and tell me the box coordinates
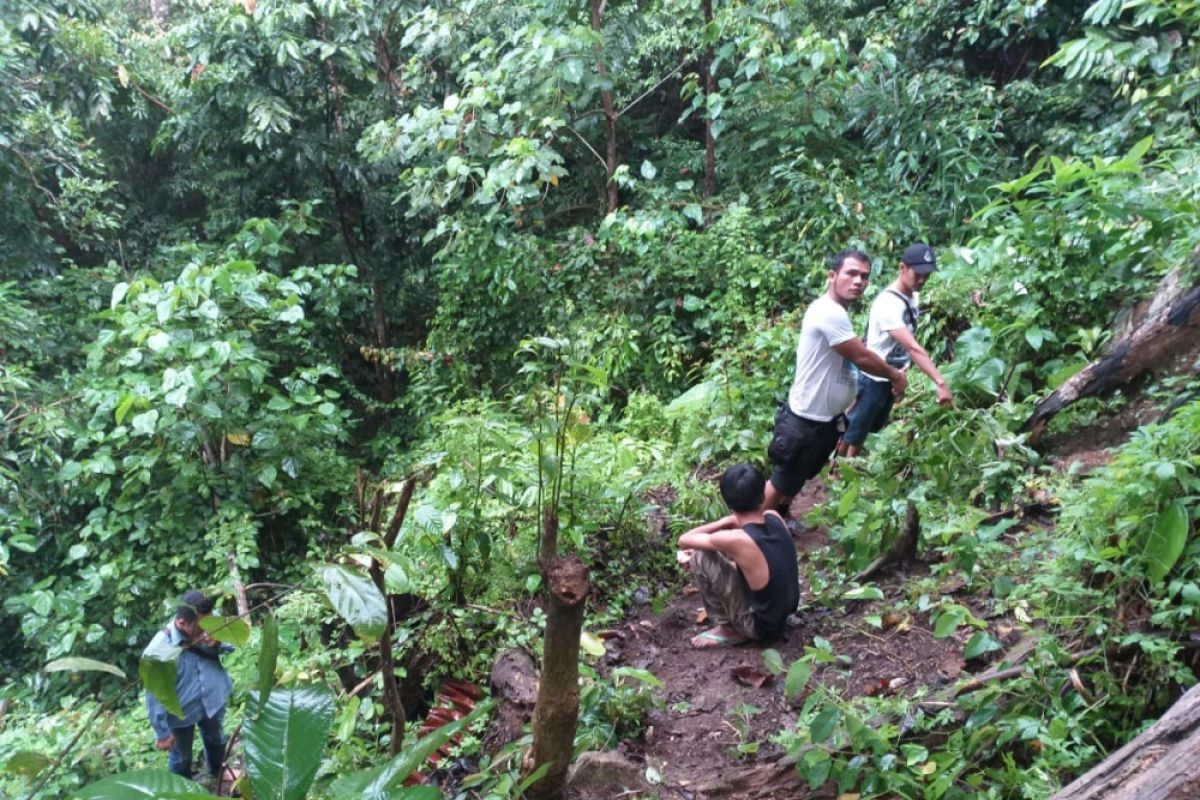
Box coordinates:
[1022,265,1200,444]
[1051,682,1200,799]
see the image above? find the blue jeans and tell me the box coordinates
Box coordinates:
[168,709,226,778]
[842,374,895,447]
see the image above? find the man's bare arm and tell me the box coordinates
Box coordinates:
[832,338,908,398]
[887,326,953,405]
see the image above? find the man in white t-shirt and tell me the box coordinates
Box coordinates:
[763,250,908,513]
[839,243,953,458]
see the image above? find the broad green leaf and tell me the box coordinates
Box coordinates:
[809,707,839,743]
[933,608,965,638]
[5,751,51,777]
[319,565,387,643]
[139,638,183,719]
[259,609,279,709]
[762,648,785,675]
[110,282,130,309]
[963,632,1003,660]
[330,700,493,799]
[1144,502,1189,583]
[561,59,584,84]
[682,204,703,225]
[131,410,159,436]
[842,585,884,601]
[74,769,208,799]
[45,657,126,679]
[900,743,929,766]
[200,615,251,648]
[115,395,136,424]
[245,686,335,800]
[580,631,606,657]
[800,748,831,789]
[782,662,811,700]
[640,160,657,180]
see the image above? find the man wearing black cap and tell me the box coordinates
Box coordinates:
[839,243,953,458]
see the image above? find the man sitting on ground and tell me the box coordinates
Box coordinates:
[678,463,799,648]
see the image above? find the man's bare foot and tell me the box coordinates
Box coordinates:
[691,625,748,649]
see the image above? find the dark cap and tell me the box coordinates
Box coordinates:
[901,243,936,275]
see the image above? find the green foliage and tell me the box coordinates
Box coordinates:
[7,0,1200,797]
[73,769,210,799]
[245,686,336,800]
[318,565,387,644]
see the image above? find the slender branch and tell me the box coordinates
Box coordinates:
[133,84,174,114]
[21,683,135,800]
[567,126,607,169]
[617,56,691,120]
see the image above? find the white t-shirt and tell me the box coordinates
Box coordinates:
[786,293,857,421]
[863,287,919,383]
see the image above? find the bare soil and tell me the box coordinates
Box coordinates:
[560,342,1200,799]
[577,481,1009,800]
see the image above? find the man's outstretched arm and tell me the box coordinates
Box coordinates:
[832,338,908,398]
[887,326,953,405]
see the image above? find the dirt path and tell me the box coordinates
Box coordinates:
[587,481,988,799]
[573,346,1199,798]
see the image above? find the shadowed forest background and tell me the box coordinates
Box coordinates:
[3,0,1200,797]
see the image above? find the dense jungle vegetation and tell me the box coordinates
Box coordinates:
[2,0,1200,797]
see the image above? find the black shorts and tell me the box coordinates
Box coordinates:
[767,405,843,497]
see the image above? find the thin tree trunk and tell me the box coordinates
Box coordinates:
[368,479,416,754]
[590,0,618,213]
[702,0,716,201]
[526,555,589,800]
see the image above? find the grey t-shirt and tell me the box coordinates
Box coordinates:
[786,293,857,420]
[863,287,919,383]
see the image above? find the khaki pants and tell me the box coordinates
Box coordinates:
[691,550,758,640]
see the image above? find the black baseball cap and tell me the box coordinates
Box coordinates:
[901,243,936,275]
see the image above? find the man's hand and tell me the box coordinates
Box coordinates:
[889,368,908,399]
[155,734,176,751]
[935,383,954,406]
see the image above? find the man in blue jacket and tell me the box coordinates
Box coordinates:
[144,590,233,778]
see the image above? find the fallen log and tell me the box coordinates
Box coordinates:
[1022,266,1200,444]
[1051,682,1200,799]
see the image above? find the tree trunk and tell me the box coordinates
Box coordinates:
[1051,682,1200,799]
[368,479,415,755]
[526,556,589,800]
[1022,266,1200,443]
[702,0,716,201]
[590,0,618,213]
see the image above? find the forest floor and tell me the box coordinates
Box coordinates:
[568,385,1187,800]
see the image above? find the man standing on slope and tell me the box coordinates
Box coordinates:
[678,463,798,648]
[145,589,233,780]
[838,243,953,459]
[763,249,907,514]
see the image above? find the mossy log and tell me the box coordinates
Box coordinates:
[1022,269,1200,443]
[1051,682,1200,799]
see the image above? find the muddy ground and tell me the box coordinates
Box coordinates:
[563,356,1199,799]
[574,479,1008,800]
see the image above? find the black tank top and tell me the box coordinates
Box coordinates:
[742,514,800,639]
